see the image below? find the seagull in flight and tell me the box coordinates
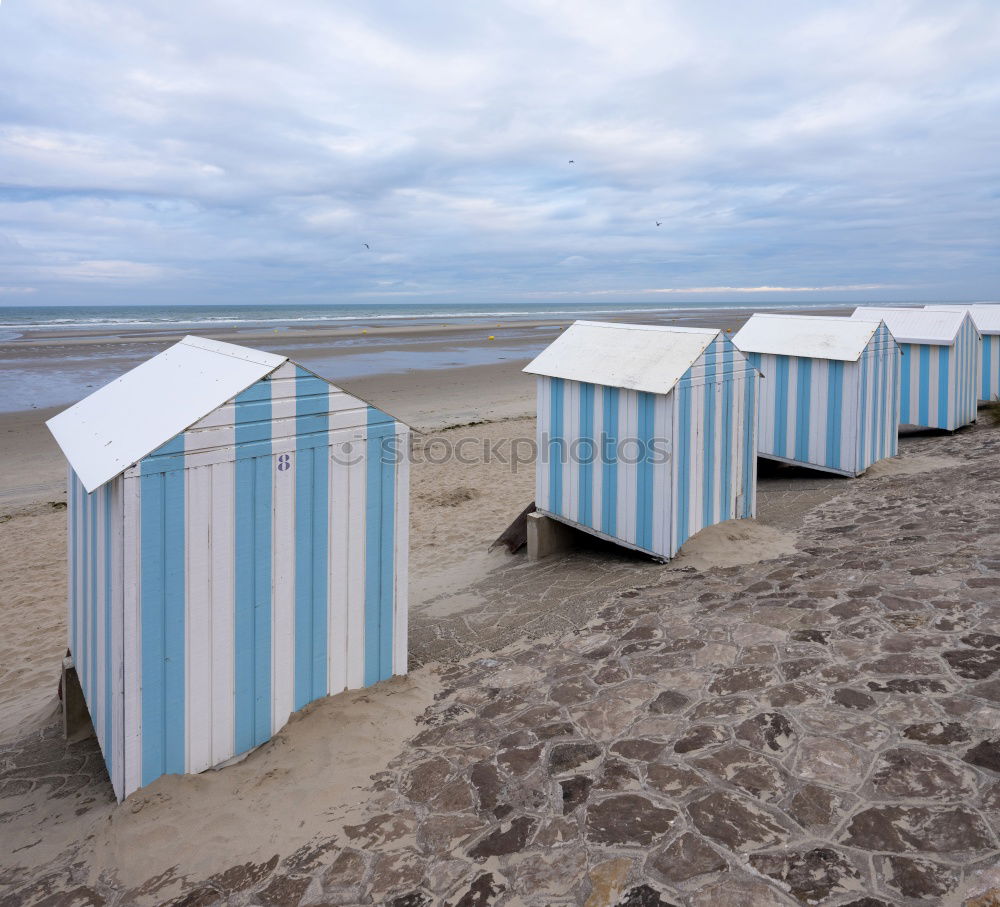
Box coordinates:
[362,243,370,250]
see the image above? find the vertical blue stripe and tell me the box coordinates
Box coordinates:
[103,488,113,777]
[984,335,993,400]
[956,326,963,421]
[992,335,997,400]
[918,345,931,427]
[548,378,564,514]
[293,444,315,709]
[957,325,964,419]
[89,485,98,708]
[741,371,755,519]
[877,339,886,459]
[601,386,618,536]
[965,323,974,416]
[251,456,272,742]
[80,484,87,697]
[865,348,875,465]
[163,460,186,776]
[140,434,186,784]
[79,482,88,696]
[365,408,395,685]
[978,331,984,400]
[234,457,254,753]
[636,392,655,551]
[858,351,869,463]
[794,358,812,463]
[964,321,970,418]
[875,340,886,460]
[70,472,77,669]
[378,420,395,682]
[773,355,790,457]
[702,344,717,527]
[235,379,272,754]
[578,383,594,528]
[676,382,692,546]
[899,345,911,424]
[294,369,330,709]
[720,344,734,520]
[139,472,163,784]
[884,335,892,450]
[311,446,329,700]
[825,360,843,471]
[938,346,950,429]
[891,339,900,455]
[883,331,893,451]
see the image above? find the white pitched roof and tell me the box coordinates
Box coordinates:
[925,304,1000,335]
[523,320,721,395]
[48,336,287,492]
[732,313,887,362]
[850,307,971,345]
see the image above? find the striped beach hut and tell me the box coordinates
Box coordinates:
[850,307,980,431]
[925,305,1000,403]
[47,336,409,800]
[524,321,759,562]
[731,314,900,477]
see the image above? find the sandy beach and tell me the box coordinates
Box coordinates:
[2,313,999,905]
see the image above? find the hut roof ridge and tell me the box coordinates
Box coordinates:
[48,335,289,492]
[850,306,973,344]
[731,313,888,362]
[523,319,726,395]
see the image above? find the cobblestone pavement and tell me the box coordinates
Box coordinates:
[3,425,1000,906]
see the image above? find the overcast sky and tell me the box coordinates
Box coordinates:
[1,1,999,307]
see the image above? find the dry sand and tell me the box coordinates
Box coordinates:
[0,500,66,745]
[664,519,798,572]
[3,672,440,900]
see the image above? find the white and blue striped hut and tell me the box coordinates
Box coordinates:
[732,314,900,477]
[524,321,759,562]
[46,336,409,800]
[850,307,980,431]
[925,305,1000,403]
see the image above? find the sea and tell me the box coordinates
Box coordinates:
[0,299,876,413]
[0,299,858,337]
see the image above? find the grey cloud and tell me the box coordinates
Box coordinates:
[0,0,998,305]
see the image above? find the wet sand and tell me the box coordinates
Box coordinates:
[0,305,854,413]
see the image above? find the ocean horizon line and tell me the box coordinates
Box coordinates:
[0,297,977,333]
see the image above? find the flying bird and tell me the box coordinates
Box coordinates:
[362,243,370,250]
[655,221,662,227]
[568,160,574,164]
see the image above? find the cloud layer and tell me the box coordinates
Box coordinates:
[1,0,999,306]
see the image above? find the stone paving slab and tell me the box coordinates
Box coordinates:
[3,424,1000,905]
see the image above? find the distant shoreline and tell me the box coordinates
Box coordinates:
[0,303,862,413]
[0,298,914,339]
